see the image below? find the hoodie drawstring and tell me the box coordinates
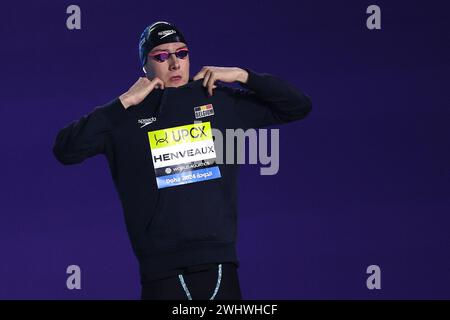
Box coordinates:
[178,263,222,300]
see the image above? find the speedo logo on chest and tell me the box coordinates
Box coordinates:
[138,117,157,128]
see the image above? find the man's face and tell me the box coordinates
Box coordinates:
[145,42,190,88]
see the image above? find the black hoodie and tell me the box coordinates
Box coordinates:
[52,68,312,283]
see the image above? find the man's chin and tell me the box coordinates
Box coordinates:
[165,79,187,88]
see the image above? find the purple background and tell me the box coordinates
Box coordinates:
[0,0,449,299]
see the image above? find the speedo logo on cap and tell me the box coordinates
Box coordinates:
[158,29,176,39]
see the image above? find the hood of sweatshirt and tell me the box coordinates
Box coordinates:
[154,77,205,114]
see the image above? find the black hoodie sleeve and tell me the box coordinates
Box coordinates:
[52,97,128,165]
[230,68,312,129]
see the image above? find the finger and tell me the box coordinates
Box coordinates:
[207,74,216,96]
[193,67,207,81]
[156,78,164,89]
[151,78,162,88]
[149,78,162,90]
[152,80,159,89]
[193,72,203,81]
[140,77,150,85]
[193,72,202,81]
[203,69,211,87]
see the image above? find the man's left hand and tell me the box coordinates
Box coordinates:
[193,67,249,96]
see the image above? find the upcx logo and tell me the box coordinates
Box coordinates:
[149,123,211,149]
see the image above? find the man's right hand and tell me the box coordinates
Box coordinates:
[119,77,165,109]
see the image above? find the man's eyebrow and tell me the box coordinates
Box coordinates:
[150,45,188,53]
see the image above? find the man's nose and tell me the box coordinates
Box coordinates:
[168,54,180,69]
